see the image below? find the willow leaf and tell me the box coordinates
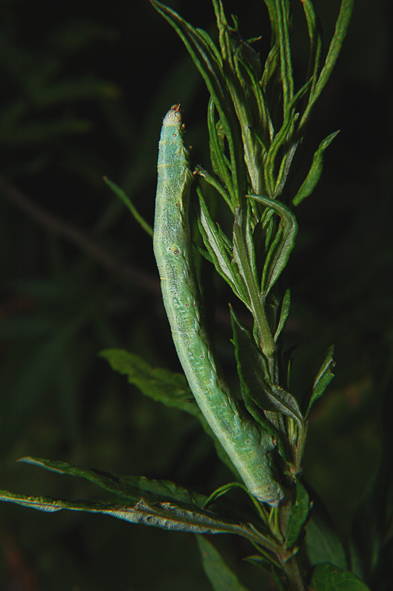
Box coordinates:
[292,131,340,206]
[210,3,264,196]
[150,1,228,117]
[18,456,206,506]
[210,0,227,55]
[264,109,296,197]
[230,307,270,416]
[197,190,246,303]
[197,536,251,591]
[275,0,294,115]
[304,345,335,417]
[100,348,236,475]
[248,195,297,296]
[300,0,323,99]
[230,308,303,431]
[0,487,253,537]
[261,41,279,107]
[0,460,280,548]
[274,288,291,342]
[103,177,153,237]
[305,495,348,570]
[285,479,311,550]
[225,34,266,195]
[101,348,194,413]
[313,0,355,100]
[206,98,235,205]
[267,384,304,433]
[197,165,232,211]
[300,0,355,126]
[150,0,245,204]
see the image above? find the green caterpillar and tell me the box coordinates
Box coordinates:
[153,105,284,507]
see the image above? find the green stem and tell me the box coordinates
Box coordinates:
[274,495,307,591]
[233,210,277,362]
[280,555,307,591]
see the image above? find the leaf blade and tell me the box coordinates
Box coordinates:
[310,562,371,591]
[247,195,297,296]
[100,348,238,476]
[197,536,251,591]
[304,345,335,417]
[292,131,339,207]
[285,479,311,549]
[103,176,153,236]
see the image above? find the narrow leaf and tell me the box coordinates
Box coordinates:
[264,108,296,197]
[100,348,194,413]
[197,190,246,302]
[197,166,233,212]
[247,195,297,296]
[0,481,279,547]
[104,177,153,236]
[226,47,266,194]
[18,456,206,506]
[100,348,237,475]
[285,479,311,549]
[304,345,335,417]
[230,307,274,430]
[301,0,355,126]
[313,0,355,100]
[150,1,227,113]
[275,0,294,114]
[292,131,340,206]
[0,488,248,536]
[150,0,245,203]
[17,457,269,532]
[267,384,304,432]
[274,288,291,342]
[300,0,323,99]
[230,308,303,431]
[197,536,250,591]
[206,98,235,206]
[232,207,277,360]
[305,499,348,571]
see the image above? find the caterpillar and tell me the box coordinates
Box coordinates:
[153,105,284,507]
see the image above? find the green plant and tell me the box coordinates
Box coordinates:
[2,0,385,589]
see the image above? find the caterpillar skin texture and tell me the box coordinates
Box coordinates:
[153,105,283,507]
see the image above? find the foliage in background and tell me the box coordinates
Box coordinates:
[3,1,391,588]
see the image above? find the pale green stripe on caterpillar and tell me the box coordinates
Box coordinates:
[153,105,284,507]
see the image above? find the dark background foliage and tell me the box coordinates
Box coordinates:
[0,0,392,589]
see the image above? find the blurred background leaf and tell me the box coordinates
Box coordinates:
[0,0,392,589]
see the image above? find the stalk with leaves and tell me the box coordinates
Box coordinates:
[0,1,371,590]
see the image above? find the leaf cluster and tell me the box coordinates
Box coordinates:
[1,1,375,591]
[148,0,346,500]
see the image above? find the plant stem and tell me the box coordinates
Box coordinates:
[281,555,307,591]
[233,208,277,363]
